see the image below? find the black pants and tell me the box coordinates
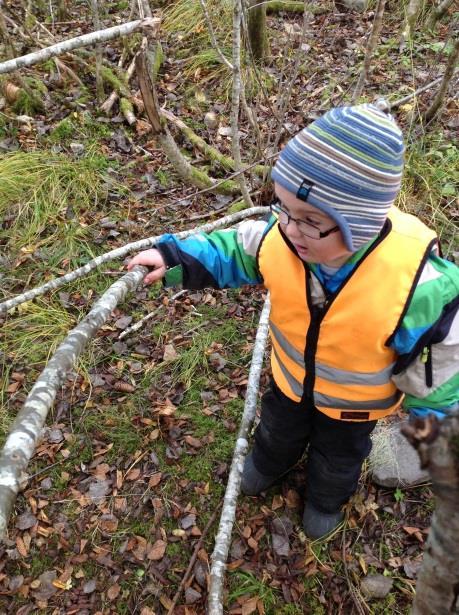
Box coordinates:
[252,381,377,514]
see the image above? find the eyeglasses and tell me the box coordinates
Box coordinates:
[270,202,340,240]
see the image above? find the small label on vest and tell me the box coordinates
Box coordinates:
[341,411,370,420]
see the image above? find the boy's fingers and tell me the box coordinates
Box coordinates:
[143,267,166,285]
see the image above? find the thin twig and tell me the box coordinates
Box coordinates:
[119,289,187,339]
[166,500,223,615]
[198,0,233,70]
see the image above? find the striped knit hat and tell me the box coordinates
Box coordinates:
[271,103,405,252]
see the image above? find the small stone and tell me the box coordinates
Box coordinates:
[370,419,430,488]
[204,111,218,129]
[69,142,85,156]
[361,574,393,599]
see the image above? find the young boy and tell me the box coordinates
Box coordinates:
[128,104,459,539]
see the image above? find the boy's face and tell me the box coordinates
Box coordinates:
[274,182,353,267]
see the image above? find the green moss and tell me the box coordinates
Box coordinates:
[50,117,75,142]
[120,97,134,116]
[100,66,130,97]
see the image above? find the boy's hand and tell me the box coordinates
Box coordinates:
[127,249,167,285]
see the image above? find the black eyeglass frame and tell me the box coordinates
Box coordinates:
[270,202,340,240]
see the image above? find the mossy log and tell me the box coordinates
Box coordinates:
[161,109,268,177]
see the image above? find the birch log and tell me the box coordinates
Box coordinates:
[208,296,271,614]
[0,207,267,314]
[0,266,147,538]
[0,18,160,75]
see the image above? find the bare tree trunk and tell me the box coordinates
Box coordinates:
[247,0,268,63]
[428,0,456,29]
[400,0,424,50]
[352,0,387,101]
[231,0,254,208]
[90,0,105,101]
[402,413,459,615]
[422,36,459,124]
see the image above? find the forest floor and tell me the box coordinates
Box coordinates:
[0,1,458,614]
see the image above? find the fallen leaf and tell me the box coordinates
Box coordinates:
[15,512,37,530]
[163,343,178,361]
[107,583,121,600]
[147,539,167,561]
[184,435,202,448]
[148,472,162,487]
[113,381,136,393]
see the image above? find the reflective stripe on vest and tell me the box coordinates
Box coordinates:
[259,207,437,421]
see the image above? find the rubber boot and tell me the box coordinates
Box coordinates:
[303,501,344,540]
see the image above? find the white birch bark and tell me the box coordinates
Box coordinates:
[208,296,271,614]
[0,207,267,314]
[0,266,147,538]
[0,18,160,75]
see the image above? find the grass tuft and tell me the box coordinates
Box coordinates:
[0,150,109,253]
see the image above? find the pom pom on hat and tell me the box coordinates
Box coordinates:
[271,103,405,252]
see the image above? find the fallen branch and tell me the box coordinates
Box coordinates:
[0,206,267,314]
[0,266,147,538]
[166,499,223,615]
[208,295,271,614]
[161,108,267,176]
[0,18,160,75]
[136,49,240,196]
[119,289,187,339]
[100,54,137,114]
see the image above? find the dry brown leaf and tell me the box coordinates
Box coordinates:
[241,596,259,615]
[107,583,120,600]
[16,535,28,557]
[125,467,141,481]
[147,539,167,561]
[271,494,284,510]
[148,472,162,487]
[163,343,178,361]
[184,435,202,448]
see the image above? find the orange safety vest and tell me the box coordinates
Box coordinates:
[258,207,437,421]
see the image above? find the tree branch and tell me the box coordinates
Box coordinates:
[0,266,147,538]
[208,295,271,614]
[0,206,267,314]
[0,18,160,75]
